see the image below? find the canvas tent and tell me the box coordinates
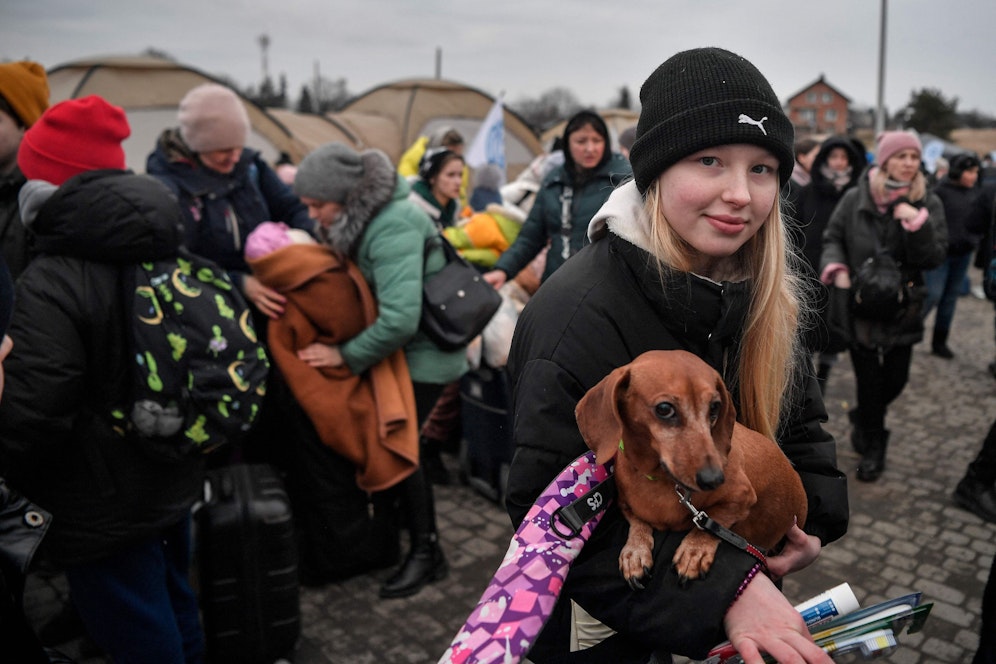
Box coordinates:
[44,58,544,178]
[46,55,307,172]
[341,78,543,179]
[267,107,409,160]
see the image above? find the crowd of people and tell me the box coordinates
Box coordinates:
[0,49,993,664]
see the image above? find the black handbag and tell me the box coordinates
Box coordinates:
[420,235,502,351]
[850,229,910,322]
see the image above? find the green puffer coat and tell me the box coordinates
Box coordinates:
[330,161,467,385]
[494,153,631,281]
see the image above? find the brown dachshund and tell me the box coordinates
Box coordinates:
[575,350,807,587]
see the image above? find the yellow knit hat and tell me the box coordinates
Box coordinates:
[0,61,49,127]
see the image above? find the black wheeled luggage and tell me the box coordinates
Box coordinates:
[458,363,515,505]
[196,463,299,664]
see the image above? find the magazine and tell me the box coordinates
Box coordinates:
[699,583,933,663]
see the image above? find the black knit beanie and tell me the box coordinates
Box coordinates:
[629,47,794,193]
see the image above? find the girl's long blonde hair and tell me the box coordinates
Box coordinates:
[644,181,807,438]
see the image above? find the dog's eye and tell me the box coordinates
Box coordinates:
[708,400,722,423]
[654,402,677,420]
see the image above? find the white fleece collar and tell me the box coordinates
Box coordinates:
[586,180,654,252]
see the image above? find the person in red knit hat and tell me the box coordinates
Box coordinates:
[1,95,208,662]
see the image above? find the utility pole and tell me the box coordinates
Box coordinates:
[875,0,887,135]
[259,33,271,82]
[435,47,442,79]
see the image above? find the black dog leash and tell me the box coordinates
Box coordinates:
[675,486,769,571]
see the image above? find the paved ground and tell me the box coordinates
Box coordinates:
[23,287,996,663]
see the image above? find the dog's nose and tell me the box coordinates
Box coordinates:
[696,466,725,490]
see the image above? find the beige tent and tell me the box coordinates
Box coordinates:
[540,108,640,151]
[46,55,306,172]
[267,107,409,160]
[266,108,364,153]
[45,58,544,178]
[342,78,543,178]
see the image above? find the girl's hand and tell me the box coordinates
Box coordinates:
[243,275,286,319]
[891,201,919,222]
[297,343,343,368]
[724,572,833,664]
[766,523,821,581]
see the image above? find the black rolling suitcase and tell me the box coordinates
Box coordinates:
[196,463,299,664]
[458,362,515,504]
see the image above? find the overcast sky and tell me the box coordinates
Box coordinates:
[4,0,996,117]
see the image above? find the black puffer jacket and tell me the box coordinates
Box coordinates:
[505,183,848,660]
[0,170,204,566]
[933,177,981,256]
[787,136,867,272]
[821,171,948,349]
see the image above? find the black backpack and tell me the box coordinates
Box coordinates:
[850,221,911,322]
[850,251,910,321]
[110,249,270,461]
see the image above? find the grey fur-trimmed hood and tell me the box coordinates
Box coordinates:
[319,149,399,256]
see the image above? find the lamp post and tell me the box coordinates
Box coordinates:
[875,0,887,135]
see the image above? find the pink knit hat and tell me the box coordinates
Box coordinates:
[178,84,250,153]
[875,131,922,166]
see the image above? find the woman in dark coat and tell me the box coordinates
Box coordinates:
[821,131,947,482]
[787,135,867,389]
[146,83,314,322]
[505,48,848,664]
[484,109,631,288]
[922,153,982,358]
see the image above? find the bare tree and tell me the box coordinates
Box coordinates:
[308,76,352,113]
[511,87,583,133]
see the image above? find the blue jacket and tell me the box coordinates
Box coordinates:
[146,129,314,285]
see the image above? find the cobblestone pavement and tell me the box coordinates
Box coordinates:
[24,290,996,663]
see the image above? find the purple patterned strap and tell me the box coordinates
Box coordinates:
[439,451,614,664]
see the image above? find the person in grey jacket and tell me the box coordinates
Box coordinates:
[291,142,467,599]
[820,130,947,482]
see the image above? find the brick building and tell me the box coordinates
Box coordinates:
[786,74,851,136]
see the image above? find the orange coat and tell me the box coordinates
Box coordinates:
[248,244,418,491]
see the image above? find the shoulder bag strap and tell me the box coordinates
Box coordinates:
[559,185,574,261]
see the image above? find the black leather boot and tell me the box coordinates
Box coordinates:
[420,437,452,486]
[848,408,865,454]
[953,476,996,523]
[857,429,889,482]
[379,533,448,599]
[931,328,954,359]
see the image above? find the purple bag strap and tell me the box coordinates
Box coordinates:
[439,451,614,664]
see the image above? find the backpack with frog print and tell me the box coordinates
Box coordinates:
[110,248,270,462]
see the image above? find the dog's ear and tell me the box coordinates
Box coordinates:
[575,365,630,465]
[712,374,737,453]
